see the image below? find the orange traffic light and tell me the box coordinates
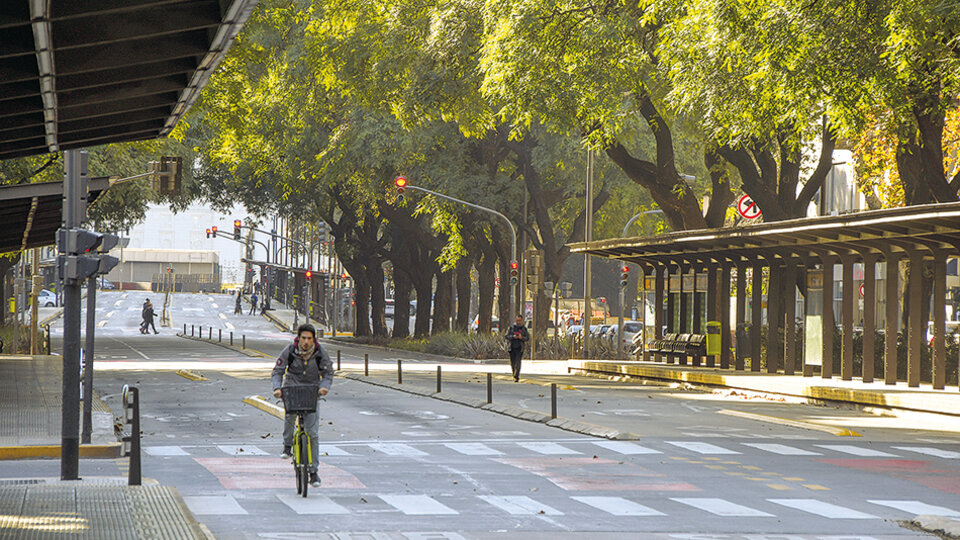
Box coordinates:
[395,176,408,188]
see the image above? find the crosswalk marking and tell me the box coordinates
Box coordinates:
[892,446,960,459]
[479,496,563,516]
[516,442,580,455]
[317,445,352,456]
[742,443,821,456]
[183,495,247,515]
[144,446,190,456]
[667,441,741,455]
[217,445,268,456]
[369,443,428,456]
[670,498,772,517]
[276,494,349,514]
[572,496,664,516]
[591,441,661,455]
[768,498,877,519]
[814,445,898,457]
[867,500,960,517]
[379,494,458,515]
[444,443,503,456]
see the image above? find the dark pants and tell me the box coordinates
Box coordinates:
[250,303,257,315]
[143,318,157,333]
[509,347,523,380]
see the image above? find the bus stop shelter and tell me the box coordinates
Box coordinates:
[569,202,960,391]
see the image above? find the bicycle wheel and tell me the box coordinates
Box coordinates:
[294,440,303,495]
[298,431,310,497]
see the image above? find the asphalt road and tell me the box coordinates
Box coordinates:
[28,291,960,539]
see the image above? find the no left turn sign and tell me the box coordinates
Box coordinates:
[737,194,761,220]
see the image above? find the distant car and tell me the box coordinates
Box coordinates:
[37,289,57,307]
[591,324,609,338]
[385,299,395,319]
[620,321,643,346]
[470,315,500,332]
[97,277,116,290]
[566,324,584,337]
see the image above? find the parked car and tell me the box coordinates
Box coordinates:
[470,315,500,332]
[37,289,57,307]
[97,277,116,290]
[591,324,610,338]
[620,321,643,346]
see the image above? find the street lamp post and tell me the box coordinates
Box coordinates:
[396,178,518,323]
[618,209,664,358]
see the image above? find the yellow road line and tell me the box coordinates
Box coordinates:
[718,409,862,437]
[0,443,121,460]
[176,369,208,381]
[242,395,284,419]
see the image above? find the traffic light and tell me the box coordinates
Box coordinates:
[395,176,407,202]
[509,261,519,285]
[211,226,218,235]
[205,228,211,239]
[620,265,630,287]
[305,270,312,280]
[150,156,183,195]
[233,220,242,240]
[318,223,327,245]
[341,272,348,285]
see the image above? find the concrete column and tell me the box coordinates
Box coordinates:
[735,265,747,371]
[884,255,900,385]
[783,262,797,376]
[766,263,781,374]
[654,265,664,363]
[666,268,676,364]
[841,256,855,381]
[751,262,763,372]
[720,264,732,369]
[706,265,717,368]
[907,250,923,387]
[862,255,878,383]
[933,251,947,390]
[822,258,835,379]
[678,267,688,366]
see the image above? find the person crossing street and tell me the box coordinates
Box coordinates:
[504,315,529,382]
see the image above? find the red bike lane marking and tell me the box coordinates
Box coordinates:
[194,457,365,490]
[817,458,960,495]
[493,457,700,492]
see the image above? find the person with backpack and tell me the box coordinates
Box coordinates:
[250,293,258,315]
[504,315,529,382]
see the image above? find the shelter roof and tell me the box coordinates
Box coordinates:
[0,0,257,160]
[569,202,960,265]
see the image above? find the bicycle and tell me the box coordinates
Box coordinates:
[280,385,319,497]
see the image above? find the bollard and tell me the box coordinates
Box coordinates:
[218,329,222,343]
[242,335,246,349]
[183,323,186,335]
[191,324,194,337]
[364,353,369,376]
[230,332,233,346]
[551,383,557,419]
[209,327,213,340]
[436,365,442,393]
[397,359,402,384]
[487,372,492,404]
[337,350,341,371]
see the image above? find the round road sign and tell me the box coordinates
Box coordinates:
[737,194,762,219]
[859,283,865,297]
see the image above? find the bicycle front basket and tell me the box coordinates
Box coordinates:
[281,385,319,413]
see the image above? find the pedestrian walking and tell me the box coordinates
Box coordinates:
[504,315,529,382]
[234,294,243,315]
[250,293,258,315]
[141,299,158,334]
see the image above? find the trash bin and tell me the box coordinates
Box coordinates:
[706,321,721,355]
[736,322,751,358]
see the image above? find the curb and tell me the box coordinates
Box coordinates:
[175,332,266,358]
[0,443,121,460]
[261,310,293,333]
[176,369,208,381]
[342,373,641,440]
[242,395,284,419]
[320,338,506,366]
[912,515,960,538]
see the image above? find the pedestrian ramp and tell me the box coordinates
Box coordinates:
[184,492,960,521]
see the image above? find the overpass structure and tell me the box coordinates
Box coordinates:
[569,202,960,392]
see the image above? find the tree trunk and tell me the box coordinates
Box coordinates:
[474,229,497,334]
[351,266,371,337]
[455,262,472,332]
[412,270,433,337]
[432,270,452,334]
[367,258,387,338]
[0,255,20,327]
[392,268,412,339]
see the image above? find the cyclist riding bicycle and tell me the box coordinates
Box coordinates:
[272,324,333,488]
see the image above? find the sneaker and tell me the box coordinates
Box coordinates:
[309,472,321,487]
[280,446,292,459]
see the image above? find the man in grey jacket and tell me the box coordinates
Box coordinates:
[271,324,334,487]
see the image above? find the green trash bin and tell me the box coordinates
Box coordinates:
[706,321,721,356]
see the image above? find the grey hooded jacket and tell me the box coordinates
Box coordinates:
[271,341,334,391]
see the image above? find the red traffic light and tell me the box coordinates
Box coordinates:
[205,228,211,238]
[305,270,313,279]
[510,261,518,270]
[395,176,408,189]
[621,265,629,273]
[234,220,241,227]
[211,226,218,233]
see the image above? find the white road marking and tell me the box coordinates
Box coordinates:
[114,300,123,307]
[892,446,960,459]
[276,494,349,514]
[369,443,428,456]
[217,445,268,456]
[479,495,563,515]
[667,441,740,455]
[144,446,189,456]
[867,500,960,517]
[317,445,351,456]
[768,498,877,519]
[225,322,236,331]
[97,321,108,328]
[443,443,503,456]
[743,443,821,456]
[212,303,219,309]
[815,445,898,457]
[105,311,115,318]
[572,496,664,516]
[592,441,661,455]
[517,442,580,455]
[379,494,458,515]
[670,498,772,517]
[183,495,247,515]
[218,313,227,320]
[107,337,149,359]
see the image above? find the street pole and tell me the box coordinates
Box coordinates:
[30,250,40,355]
[61,149,85,480]
[619,209,663,359]
[82,275,96,443]
[583,149,594,358]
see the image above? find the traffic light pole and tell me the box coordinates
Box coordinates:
[81,275,97,443]
[402,184,517,322]
[61,150,84,480]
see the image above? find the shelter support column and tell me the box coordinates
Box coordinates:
[751,262,763,372]
[766,262,781,374]
[822,256,836,379]
[706,265,718,368]
[783,261,797,376]
[907,250,923,387]
[720,264,732,370]
[933,250,947,390]
[692,268,704,367]
[841,255,855,381]
[735,265,747,371]
[884,254,901,385]
[654,265,665,363]
[862,254,878,383]
[678,266,688,366]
